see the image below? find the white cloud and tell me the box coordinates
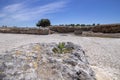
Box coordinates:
[0,0,67,25]
[3,3,24,13]
[0,13,6,18]
[13,1,66,20]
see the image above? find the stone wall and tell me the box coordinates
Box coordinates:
[50,26,92,33]
[91,24,120,33]
[50,26,75,33]
[0,27,52,35]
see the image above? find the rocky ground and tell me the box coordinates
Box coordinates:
[0,33,120,80]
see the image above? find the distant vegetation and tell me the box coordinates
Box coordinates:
[36,19,51,27]
[57,23,97,27]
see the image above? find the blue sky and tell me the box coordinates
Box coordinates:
[0,0,120,27]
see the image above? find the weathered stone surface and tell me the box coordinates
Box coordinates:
[0,42,96,80]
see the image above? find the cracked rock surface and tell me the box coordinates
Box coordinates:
[0,42,96,80]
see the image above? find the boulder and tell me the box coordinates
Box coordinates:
[0,42,96,80]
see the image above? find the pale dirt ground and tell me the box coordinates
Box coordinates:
[0,33,120,80]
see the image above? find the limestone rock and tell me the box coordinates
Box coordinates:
[0,42,96,80]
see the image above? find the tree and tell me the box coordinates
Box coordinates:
[97,23,100,26]
[81,24,85,26]
[70,24,75,26]
[76,24,80,26]
[36,19,51,27]
[92,23,95,26]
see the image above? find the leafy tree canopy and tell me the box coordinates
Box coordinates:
[36,19,51,27]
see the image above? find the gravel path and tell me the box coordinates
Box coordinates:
[0,33,120,80]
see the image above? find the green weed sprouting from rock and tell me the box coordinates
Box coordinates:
[52,42,73,54]
[57,42,65,54]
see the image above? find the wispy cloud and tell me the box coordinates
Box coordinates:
[0,13,6,18]
[3,3,24,13]
[0,0,67,26]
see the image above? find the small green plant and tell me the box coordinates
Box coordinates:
[58,42,65,53]
[52,42,73,54]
